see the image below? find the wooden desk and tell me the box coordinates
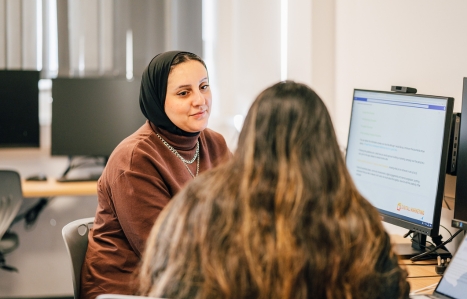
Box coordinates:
[401,259,441,295]
[392,235,442,295]
[22,178,98,198]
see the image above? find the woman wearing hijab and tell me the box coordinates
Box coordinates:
[79,51,231,298]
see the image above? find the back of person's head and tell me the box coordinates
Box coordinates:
[234,80,345,200]
[138,81,408,299]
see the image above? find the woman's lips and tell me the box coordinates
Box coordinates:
[191,110,207,119]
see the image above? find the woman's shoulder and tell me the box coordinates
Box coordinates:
[107,121,159,163]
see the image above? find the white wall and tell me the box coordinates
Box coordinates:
[207,0,315,150]
[310,0,335,118]
[333,0,467,252]
[207,0,282,149]
[334,0,467,145]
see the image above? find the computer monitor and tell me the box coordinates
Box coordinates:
[0,70,40,148]
[345,89,454,259]
[51,77,146,164]
[452,78,467,230]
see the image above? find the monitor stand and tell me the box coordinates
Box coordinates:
[394,233,451,260]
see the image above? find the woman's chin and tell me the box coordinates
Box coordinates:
[183,121,209,133]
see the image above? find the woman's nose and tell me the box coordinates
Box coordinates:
[192,89,206,106]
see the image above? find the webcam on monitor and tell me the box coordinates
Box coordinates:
[391,85,417,94]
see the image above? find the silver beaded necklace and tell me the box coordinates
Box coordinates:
[156,133,200,178]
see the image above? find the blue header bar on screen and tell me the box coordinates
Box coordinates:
[354,97,446,111]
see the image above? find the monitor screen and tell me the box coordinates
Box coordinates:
[453,78,467,230]
[345,89,453,257]
[51,77,146,158]
[0,70,40,148]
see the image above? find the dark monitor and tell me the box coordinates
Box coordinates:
[345,89,454,259]
[0,70,40,148]
[51,77,146,159]
[453,78,467,230]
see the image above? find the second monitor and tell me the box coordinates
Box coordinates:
[51,77,147,180]
[345,88,454,259]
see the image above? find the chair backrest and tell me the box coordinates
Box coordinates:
[0,170,23,241]
[62,217,94,299]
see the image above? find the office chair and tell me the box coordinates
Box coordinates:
[62,217,94,299]
[0,170,23,272]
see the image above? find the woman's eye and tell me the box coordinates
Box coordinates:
[178,91,188,96]
[200,84,209,90]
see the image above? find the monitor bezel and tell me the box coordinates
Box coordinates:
[0,70,40,148]
[50,77,146,158]
[453,78,467,230]
[346,88,454,238]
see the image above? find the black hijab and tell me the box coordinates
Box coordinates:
[139,51,199,137]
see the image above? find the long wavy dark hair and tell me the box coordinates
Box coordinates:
[138,81,408,299]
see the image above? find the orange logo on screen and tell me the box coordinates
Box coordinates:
[397,202,402,211]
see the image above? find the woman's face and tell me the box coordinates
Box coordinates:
[165,60,211,133]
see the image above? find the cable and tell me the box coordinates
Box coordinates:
[443,197,452,210]
[403,230,414,238]
[409,237,435,251]
[24,198,49,230]
[409,282,438,295]
[440,224,453,239]
[443,190,452,210]
[0,252,18,272]
[410,229,464,262]
[431,234,449,252]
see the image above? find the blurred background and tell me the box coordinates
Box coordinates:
[1,0,467,297]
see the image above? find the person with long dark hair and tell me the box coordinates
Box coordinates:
[138,81,409,299]
[80,51,231,298]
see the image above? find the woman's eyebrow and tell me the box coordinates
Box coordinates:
[175,84,191,89]
[174,77,208,89]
